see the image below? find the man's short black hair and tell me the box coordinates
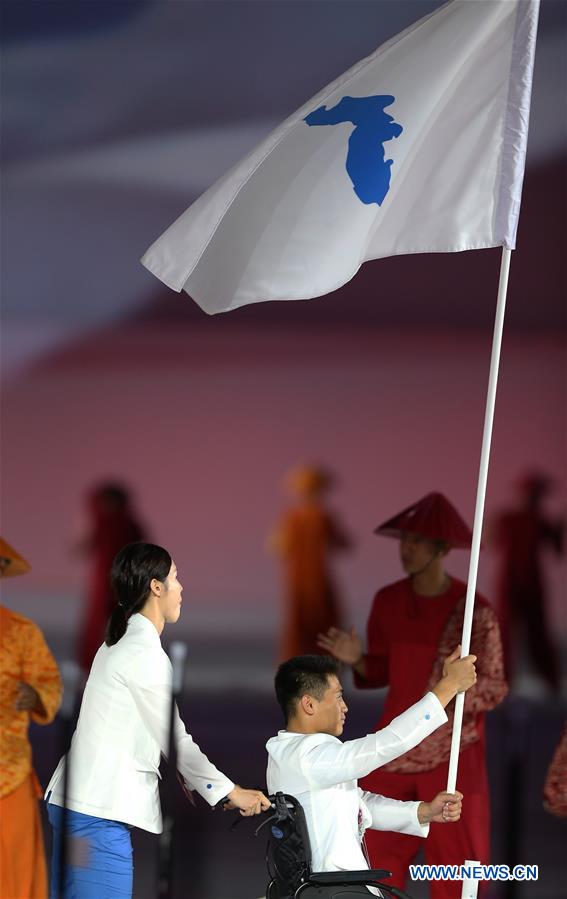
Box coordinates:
[275,655,340,723]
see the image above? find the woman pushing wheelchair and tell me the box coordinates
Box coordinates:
[45,542,270,898]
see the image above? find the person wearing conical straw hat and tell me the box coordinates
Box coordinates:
[270,464,352,661]
[318,493,508,898]
[0,537,62,899]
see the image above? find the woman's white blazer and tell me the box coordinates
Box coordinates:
[46,613,234,833]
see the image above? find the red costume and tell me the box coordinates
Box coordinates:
[494,473,563,691]
[77,485,144,672]
[356,494,508,898]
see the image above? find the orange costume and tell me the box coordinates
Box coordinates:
[0,539,62,899]
[275,466,351,660]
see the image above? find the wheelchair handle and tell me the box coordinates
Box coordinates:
[309,868,391,884]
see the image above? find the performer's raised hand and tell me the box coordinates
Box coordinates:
[15,681,42,712]
[317,626,363,665]
[223,786,272,816]
[432,645,477,707]
[418,791,463,825]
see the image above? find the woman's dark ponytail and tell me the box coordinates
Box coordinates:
[105,604,128,646]
[105,543,172,646]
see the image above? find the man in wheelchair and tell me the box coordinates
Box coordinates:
[265,652,475,897]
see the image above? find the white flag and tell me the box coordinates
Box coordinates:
[141,0,539,314]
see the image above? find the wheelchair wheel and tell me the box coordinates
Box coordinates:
[266,879,280,898]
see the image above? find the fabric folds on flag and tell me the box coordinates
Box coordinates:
[141,0,539,314]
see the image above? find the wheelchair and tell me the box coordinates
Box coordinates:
[251,793,415,899]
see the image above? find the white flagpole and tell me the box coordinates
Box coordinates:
[446,246,512,794]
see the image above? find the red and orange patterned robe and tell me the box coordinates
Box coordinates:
[544,723,567,817]
[0,605,62,898]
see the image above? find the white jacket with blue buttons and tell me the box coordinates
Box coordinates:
[266,692,447,877]
[46,613,234,832]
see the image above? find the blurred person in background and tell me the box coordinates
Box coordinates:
[0,537,62,899]
[492,471,564,693]
[318,493,508,898]
[46,542,270,899]
[269,464,352,661]
[75,481,146,673]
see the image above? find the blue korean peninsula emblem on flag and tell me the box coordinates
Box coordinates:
[304,95,403,206]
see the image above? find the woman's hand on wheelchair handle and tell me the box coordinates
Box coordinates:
[225,785,272,816]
